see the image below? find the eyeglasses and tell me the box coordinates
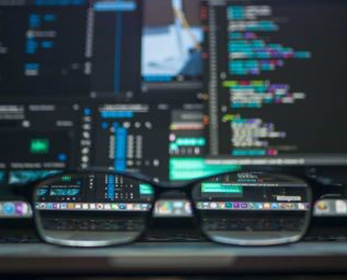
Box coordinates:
[10,168,314,247]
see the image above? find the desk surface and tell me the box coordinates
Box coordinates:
[1,242,347,275]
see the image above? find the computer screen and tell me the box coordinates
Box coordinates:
[0,0,143,99]
[141,0,203,92]
[203,0,347,165]
[0,103,77,188]
[1,0,347,218]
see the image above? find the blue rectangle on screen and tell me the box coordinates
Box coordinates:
[115,127,127,172]
[107,174,115,200]
[94,1,137,12]
[101,111,134,119]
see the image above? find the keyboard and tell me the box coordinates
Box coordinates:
[42,218,145,232]
[41,218,305,232]
[1,218,347,243]
[202,218,304,232]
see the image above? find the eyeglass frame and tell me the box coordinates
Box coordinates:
[5,166,317,248]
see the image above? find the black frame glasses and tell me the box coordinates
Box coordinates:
[6,167,316,248]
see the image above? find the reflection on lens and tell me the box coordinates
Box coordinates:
[34,173,154,247]
[193,172,311,246]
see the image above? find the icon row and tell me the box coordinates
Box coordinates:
[196,201,310,211]
[35,202,151,211]
[315,199,347,216]
[0,202,31,217]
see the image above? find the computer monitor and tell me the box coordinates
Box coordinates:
[0,0,232,185]
[203,0,347,166]
[1,0,347,219]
